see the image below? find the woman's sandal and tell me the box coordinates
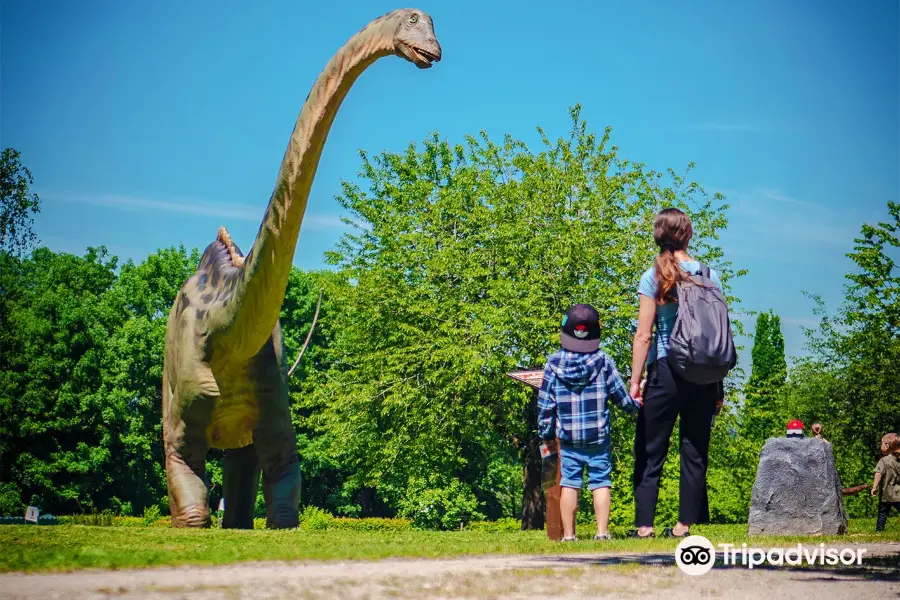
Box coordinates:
[626,529,655,538]
[662,527,690,538]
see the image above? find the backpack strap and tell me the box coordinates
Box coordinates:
[698,263,710,279]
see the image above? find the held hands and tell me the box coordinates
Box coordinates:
[630,379,645,410]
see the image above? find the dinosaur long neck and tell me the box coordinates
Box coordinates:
[211,20,393,361]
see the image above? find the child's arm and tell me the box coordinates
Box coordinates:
[536,362,557,442]
[604,355,642,413]
[871,472,882,497]
[872,457,885,496]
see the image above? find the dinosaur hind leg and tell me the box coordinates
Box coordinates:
[222,444,261,529]
[252,342,301,528]
[255,399,301,529]
[259,447,301,529]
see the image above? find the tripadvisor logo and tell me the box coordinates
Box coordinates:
[674,534,869,576]
[675,535,716,576]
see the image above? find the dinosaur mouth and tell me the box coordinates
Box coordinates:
[405,44,441,68]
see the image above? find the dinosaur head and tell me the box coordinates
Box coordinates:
[391,9,441,68]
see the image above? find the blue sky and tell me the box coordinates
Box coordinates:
[3,0,897,367]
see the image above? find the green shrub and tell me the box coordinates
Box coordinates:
[141,504,161,526]
[298,506,335,531]
[110,516,143,527]
[466,518,521,532]
[0,483,22,517]
[69,512,115,526]
[332,517,412,532]
[398,479,485,531]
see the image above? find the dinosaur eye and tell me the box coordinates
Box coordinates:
[408,13,418,24]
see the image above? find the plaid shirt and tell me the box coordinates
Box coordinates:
[537,349,639,447]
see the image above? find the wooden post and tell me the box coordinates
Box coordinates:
[507,370,563,540]
[545,449,563,540]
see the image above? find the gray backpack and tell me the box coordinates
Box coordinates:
[666,264,737,385]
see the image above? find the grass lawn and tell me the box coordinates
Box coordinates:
[2,518,898,573]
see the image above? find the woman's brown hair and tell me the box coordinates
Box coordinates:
[653,208,694,304]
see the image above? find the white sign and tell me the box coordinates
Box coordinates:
[24,506,39,523]
[217,498,225,512]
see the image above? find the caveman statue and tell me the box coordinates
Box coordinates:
[161,9,441,529]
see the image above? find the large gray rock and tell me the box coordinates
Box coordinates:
[748,437,848,536]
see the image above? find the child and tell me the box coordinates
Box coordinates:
[811,423,828,443]
[537,303,642,541]
[872,433,900,532]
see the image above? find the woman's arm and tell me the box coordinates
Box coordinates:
[630,294,657,397]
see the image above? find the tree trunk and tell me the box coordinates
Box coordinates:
[521,391,545,530]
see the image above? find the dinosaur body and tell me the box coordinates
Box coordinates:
[162,9,441,529]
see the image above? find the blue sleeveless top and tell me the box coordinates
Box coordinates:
[637,261,722,365]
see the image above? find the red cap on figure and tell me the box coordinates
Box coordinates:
[786,419,805,438]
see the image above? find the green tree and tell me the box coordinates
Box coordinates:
[0,244,201,516]
[0,247,121,514]
[306,105,741,527]
[0,148,41,256]
[742,310,788,439]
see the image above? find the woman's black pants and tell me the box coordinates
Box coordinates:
[633,358,719,527]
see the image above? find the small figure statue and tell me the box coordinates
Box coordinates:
[786,419,805,439]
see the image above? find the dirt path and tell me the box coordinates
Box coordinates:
[2,542,898,600]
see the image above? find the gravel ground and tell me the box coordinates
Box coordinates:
[1,542,898,600]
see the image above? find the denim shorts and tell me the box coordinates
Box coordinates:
[559,440,612,490]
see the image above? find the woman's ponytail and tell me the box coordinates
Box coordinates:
[652,208,694,304]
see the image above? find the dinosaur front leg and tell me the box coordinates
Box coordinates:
[163,386,215,528]
[165,428,212,528]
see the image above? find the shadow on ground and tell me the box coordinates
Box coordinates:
[529,550,900,582]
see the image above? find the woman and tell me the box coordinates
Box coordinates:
[628,207,725,538]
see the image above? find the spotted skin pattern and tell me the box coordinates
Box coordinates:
[161,9,441,529]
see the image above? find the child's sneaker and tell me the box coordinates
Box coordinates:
[593,533,612,541]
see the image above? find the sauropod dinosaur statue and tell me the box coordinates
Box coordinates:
[162,9,441,529]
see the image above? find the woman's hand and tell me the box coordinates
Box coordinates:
[630,379,644,405]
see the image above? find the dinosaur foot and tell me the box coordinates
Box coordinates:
[170,504,212,528]
[265,511,300,530]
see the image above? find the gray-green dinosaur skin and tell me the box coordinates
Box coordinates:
[162,9,441,529]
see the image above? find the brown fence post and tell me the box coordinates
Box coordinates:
[507,370,562,540]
